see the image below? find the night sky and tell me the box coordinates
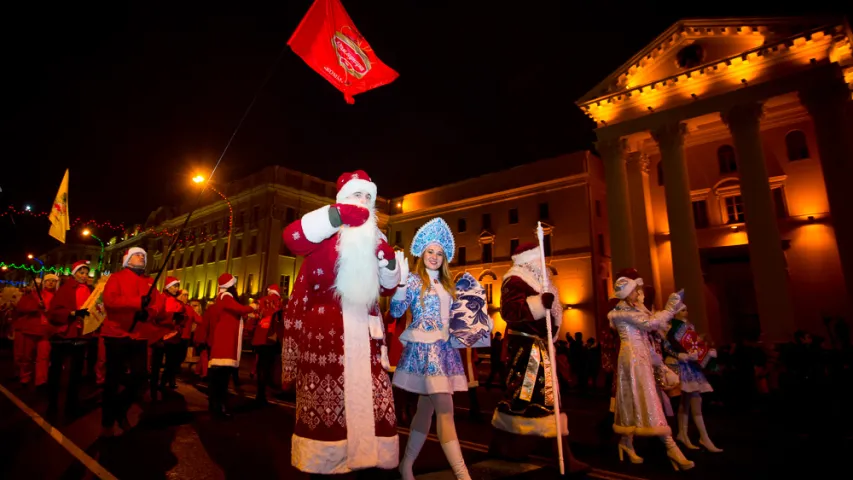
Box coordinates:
[1,1,843,258]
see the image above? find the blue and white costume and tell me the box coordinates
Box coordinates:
[390,218,467,395]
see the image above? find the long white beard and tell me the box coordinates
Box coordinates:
[334,208,380,309]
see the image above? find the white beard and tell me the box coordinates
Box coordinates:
[334,206,380,309]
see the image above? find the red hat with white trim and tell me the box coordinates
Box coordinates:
[164,276,180,289]
[71,260,91,276]
[511,243,541,266]
[122,247,147,268]
[267,284,281,296]
[336,170,377,205]
[218,273,236,289]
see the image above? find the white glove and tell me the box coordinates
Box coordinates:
[664,291,684,314]
[709,348,717,359]
[395,250,409,281]
[677,353,690,362]
[377,250,389,269]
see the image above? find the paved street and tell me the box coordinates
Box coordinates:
[0,347,845,479]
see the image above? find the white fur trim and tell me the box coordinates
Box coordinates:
[208,358,239,368]
[165,279,180,289]
[526,294,547,320]
[340,299,381,470]
[123,247,147,268]
[302,205,338,243]
[291,434,399,474]
[268,289,281,296]
[219,277,236,289]
[491,410,568,438]
[378,257,401,290]
[336,178,377,205]
[511,247,541,266]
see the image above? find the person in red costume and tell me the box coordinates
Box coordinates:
[46,261,93,420]
[99,247,166,437]
[251,284,284,406]
[13,273,59,389]
[176,290,201,381]
[280,170,401,475]
[197,273,255,418]
[150,276,184,398]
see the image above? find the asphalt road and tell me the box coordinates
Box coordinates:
[0,346,845,479]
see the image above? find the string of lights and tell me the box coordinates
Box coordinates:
[0,262,69,275]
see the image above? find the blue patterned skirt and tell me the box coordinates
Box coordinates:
[392,339,468,394]
[678,361,713,394]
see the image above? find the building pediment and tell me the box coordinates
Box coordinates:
[576,16,852,127]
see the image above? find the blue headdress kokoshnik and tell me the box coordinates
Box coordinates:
[410,217,456,263]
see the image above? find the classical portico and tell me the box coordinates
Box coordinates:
[578,18,853,341]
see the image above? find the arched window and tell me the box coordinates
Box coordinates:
[657,161,664,186]
[478,271,498,282]
[785,130,810,161]
[717,145,737,174]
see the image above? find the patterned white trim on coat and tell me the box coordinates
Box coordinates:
[302,205,338,243]
[291,434,398,474]
[491,410,568,438]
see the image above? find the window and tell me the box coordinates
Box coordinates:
[772,188,788,218]
[543,233,552,257]
[482,213,491,231]
[725,196,745,223]
[285,207,297,224]
[785,130,809,161]
[457,246,467,266]
[510,238,519,255]
[207,247,215,263]
[234,238,242,258]
[195,249,203,266]
[718,145,738,174]
[206,280,213,298]
[509,208,519,225]
[195,281,201,299]
[211,221,218,235]
[595,200,602,217]
[252,206,261,226]
[246,274,254,295]
[219,244,227,261]
[280,275,290,295]
[458,218,467,233]
[248,234,258,255]
[538,203,549,221]
[657,162,664,186]
[692,200,709,229]
[176,251,184,269]
[597,233,605,255]
[236,211,245,229]
[485,284,493,305]
[482,243,493,263]
[394,231,402,247]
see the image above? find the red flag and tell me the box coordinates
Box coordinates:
[288,0,399,104]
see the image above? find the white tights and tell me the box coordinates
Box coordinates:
[410,393,458,443]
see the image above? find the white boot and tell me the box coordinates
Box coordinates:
[400,430,428,480]
[694,414,723,452]
[617,435,643,464]
[440,440,472,480]
[676,407,698,449]
[662,435,695,471]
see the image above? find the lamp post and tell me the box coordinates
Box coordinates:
[193,175,233,271]
[26,253,45,279]
[82,229,105,280]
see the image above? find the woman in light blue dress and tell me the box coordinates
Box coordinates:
[391,217,470,480]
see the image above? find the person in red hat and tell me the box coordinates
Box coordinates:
[197,273,255,418]
[250,284,285,405]
[46,260,93,419]
[149,276,184,398]
[488,243,590,475]
[281,169,401,474]
[176,289,201,382]
[13,273,59,389]
[99,247,166,437]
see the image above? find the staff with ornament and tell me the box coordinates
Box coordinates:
[280,170,401,475]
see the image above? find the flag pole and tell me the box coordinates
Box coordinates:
[536,221,564,476]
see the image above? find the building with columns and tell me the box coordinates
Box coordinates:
[576,17,853,343]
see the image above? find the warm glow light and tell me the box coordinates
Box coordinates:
[24,205,31,211]
[27,254,33,259]
[396,202,402,208]
[1,266,7,271]
[82,229,91,236]
[192,175,205,184]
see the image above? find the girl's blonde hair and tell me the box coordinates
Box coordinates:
[414,248,456,308]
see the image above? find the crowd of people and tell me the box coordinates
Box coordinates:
[3,167,850,478]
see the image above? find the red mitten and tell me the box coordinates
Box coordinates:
[335,204,370,227]
[541,292,555,309]
[376,242,394,262]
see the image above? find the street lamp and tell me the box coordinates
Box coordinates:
[82,228,105,280]
[27,253,45,278]
[192,174,233,271]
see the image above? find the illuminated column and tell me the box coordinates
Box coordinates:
[625,151,658,299]
[800,83,853,306]
[721,102,794,341]
[651,122,708,333]
[596,137,636,274]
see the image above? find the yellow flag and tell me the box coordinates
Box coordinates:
[48,169,70,243]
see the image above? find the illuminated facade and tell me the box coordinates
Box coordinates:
[576,17,853,342]
[386,152,609,341]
